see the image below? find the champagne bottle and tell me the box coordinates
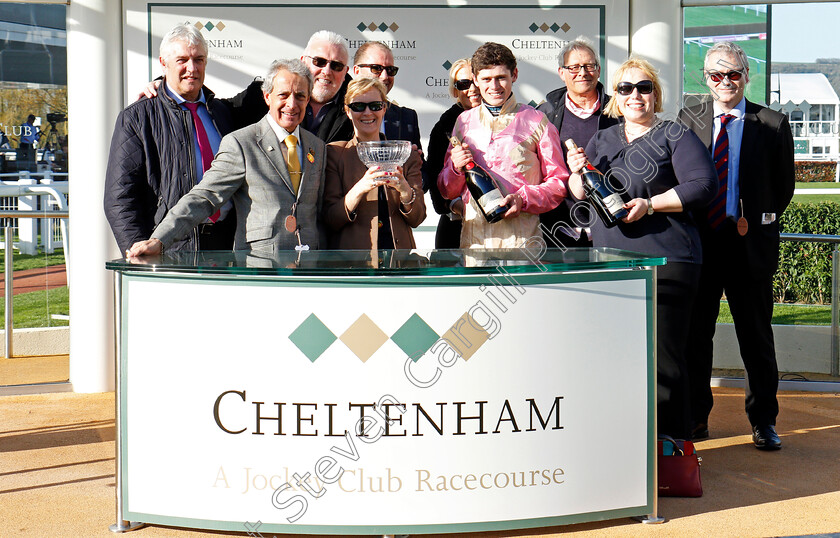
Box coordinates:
[565,139,629,227]
[450,137,507,223]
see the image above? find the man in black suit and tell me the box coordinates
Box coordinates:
[678,41,794,450]
[352,42,422,151]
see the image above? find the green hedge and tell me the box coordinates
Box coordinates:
[795,161,836,183]
[775,201,840,304]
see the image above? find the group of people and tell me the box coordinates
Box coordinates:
[104,24,794,452]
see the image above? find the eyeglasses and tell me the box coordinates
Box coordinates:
[357,63,399,77]
[347,101,386,112]
[616,80,654,96]
[563,64,599,74]
[706,70,744,83]
[454,79,475,91]
[305,55,346,72]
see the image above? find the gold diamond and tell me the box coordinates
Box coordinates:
[193,22,204,30]
[368,23,378,31]
[440,312,490,361]
[215,21,225,31]
[389,23,399,31]
[561,23,571,32]
[340,314,389,362]
[540,23,550,32]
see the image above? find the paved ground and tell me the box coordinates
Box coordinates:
[1,387,839,537]
[0,264,66,295]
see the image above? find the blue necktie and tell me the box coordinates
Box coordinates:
[708,114,734,230]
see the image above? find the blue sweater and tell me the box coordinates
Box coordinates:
[583,120,717,264]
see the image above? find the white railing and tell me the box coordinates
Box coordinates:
[0,170,69,254]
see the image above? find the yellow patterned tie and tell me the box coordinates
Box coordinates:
[284,134,301,194]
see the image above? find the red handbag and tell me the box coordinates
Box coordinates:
[658,435,703,497]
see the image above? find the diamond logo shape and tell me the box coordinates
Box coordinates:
[389,23,399,32]
[561,22,571,33]
[391,314,439,360]
[442,60,452,70]
[441,312,490,361]
[378,22,388,31]
[193,22,204,31]
[341,314,389,362]
[204,21,215,31]
[357,22,367,31]
[289,314,336,362]
[550,23,560,32]
[529,23,539,33]
[368,23,378,31]
[539,23,550,32]
[215,21,226,31]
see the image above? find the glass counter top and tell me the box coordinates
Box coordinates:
[106,248,665,277]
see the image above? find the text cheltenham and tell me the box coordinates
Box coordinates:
[213,391,564,436]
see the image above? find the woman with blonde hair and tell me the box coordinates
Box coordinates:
[323,77,425,249]
[567,57,717,440]
[423,58,482,248]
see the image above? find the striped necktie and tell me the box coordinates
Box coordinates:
[708,114,735,230]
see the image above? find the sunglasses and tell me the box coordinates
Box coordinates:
[616,80,654,96]
[347,101,386,112]
[305,55,346,72]
[706,70,743,83]
[357,63,399,77]
[454,79,475,91]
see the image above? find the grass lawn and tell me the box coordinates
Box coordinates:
[795,182,840,189]
[718,300,832,325]
[0,249,65,272]
[0,286,69,328]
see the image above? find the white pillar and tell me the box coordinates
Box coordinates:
[67,0,123,393]
[630,0,683,116]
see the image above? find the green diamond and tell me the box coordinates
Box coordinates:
[357,22,367,31]
[529,23,539,33]
[550,23,560,32]
[391,314,439,360]
[378,22,388,31]
[442,60,452,70]
[204,21,215,31]
[289,314,336,362]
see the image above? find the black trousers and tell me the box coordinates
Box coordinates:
[197,210,236,251]
[687,230,779,427]
[656,261,701,439]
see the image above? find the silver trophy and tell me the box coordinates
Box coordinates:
[356,140,411,173]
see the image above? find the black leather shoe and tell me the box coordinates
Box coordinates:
[691,422,709,440]
[752,424,782,450]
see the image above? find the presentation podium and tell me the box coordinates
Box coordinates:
[106,248,664,535]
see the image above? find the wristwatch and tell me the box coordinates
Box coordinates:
[646,198,654,216]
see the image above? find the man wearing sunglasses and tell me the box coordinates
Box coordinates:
[679,41,795,451]
[139,30,355,144]
[351,42,422,154]
[537,37,618,249]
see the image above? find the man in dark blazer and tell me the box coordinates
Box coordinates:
[352,42,422,151]
[678,42,794,450]
[536,36,618,248]
[127,59,326,257]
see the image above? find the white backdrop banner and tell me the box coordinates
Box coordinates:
[123,0,630,149]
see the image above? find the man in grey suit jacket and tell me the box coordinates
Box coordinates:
[127,59,327,257]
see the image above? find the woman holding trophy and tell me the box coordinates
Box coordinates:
[323,78,425,249]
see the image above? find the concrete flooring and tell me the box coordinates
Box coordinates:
[1,387,839,537]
